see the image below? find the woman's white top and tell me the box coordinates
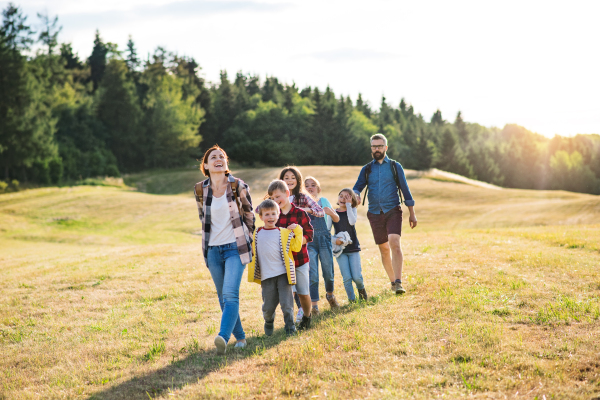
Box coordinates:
[208,193,237,246]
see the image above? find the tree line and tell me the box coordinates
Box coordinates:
[1,3,599,195]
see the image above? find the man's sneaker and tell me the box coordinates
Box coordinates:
[326,293,340,308]
[264,320,274,336]
[395,280,406,295]
[234,341,246,349]
[214,335,227,355]
[295,308,304,323]
[298,315,312,331]
[358,288,368,301]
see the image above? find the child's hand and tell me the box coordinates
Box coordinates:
[335,239,343,245]
[287,224,298,230]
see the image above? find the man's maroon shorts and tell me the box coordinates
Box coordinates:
[367,207,403,245]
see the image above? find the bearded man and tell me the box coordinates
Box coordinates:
[353,133,418,294]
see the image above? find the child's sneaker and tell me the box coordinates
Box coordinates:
[298,315,312,331]
[358,288,368,301]
[326,293,339,308]
[234,341,246,349]
[214,335,227,355]
[264,320,274,336]
[295,308,304,323]
[286,327,297,337]
[395,280,406,295]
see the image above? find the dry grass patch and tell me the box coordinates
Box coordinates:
[1,166,600,399]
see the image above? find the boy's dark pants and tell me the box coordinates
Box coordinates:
[261,274,295,333]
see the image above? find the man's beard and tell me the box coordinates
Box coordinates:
[372,151,384,161]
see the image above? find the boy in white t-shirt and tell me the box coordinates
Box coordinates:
[248,199,303,336]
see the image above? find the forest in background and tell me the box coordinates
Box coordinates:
[1,4,599,195]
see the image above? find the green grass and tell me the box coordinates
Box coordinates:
[1,166,600,399]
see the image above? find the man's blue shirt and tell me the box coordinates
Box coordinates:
[353,155,415,214]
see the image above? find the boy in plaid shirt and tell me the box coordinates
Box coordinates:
[268,179,315,330]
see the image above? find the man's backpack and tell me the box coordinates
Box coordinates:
[361,159,405,206]
[195,177,243,216]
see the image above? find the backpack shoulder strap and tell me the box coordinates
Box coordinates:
[229,177,244,216]
[388,159,404,205]
[194,180,208,208]
[362,161,373,206]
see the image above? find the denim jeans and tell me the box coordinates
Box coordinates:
[336,252,365,301]
[308,233,335,302]
[206,242,246,342]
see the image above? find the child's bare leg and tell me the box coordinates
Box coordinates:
[298,294,312,317]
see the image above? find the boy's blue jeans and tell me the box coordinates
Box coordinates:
[308,233,335,302]
[336,252,365,301]
[206,242,246,342]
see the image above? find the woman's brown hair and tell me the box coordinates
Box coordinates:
[200,145,230,177]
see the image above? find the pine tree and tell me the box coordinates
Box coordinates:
[37,12,61,56]
[96,59,144,171]
[431,109,444,125]
[125,35,139,72]
[0,4,57,181]
[88,30,108,91]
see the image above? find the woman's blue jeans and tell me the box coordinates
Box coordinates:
[308,233,335,302]
[336,252,365,301]
[206,242,246,342]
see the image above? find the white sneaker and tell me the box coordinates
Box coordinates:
[214,335,227,355]
[234,341,246,349]
[296,308,304,323]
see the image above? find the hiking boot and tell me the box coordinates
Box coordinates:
[358,288,368,301]
[395,280,406,295]
[295,308,304,323]
[264,320,274,336]
[326,293,340,308]
[391,282,397,292]
[298,315,312,331]
[311,306,320,316]
[214,335,227,355]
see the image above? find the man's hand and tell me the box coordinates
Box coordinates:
[407,206,417,229]
[409,214,417,229]
[287,224,298,230]
[355,193,361,204]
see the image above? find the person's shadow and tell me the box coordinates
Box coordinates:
[87,300,378,399]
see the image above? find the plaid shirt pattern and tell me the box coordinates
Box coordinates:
[290,193,325,218]
[195,174,255,265]
[276,203,313,267]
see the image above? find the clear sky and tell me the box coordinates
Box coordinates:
[8,0,600,137]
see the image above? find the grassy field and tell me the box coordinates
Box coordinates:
[1,166,599,399]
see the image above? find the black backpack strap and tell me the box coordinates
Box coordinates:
[389,159,404,205]
[362,161,372,206]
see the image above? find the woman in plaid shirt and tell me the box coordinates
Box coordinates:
[195,145,255,355]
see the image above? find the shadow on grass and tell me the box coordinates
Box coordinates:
[87,294,392,399]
